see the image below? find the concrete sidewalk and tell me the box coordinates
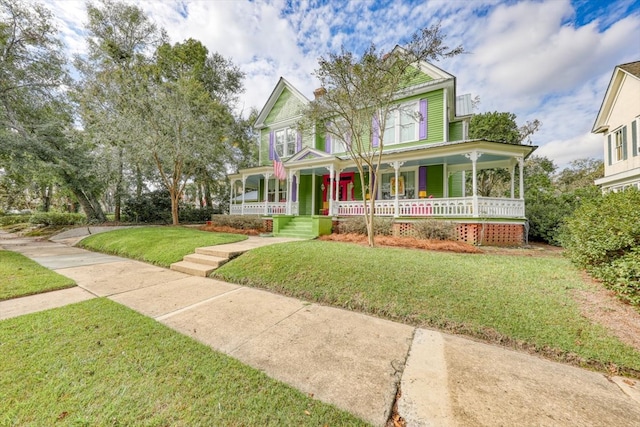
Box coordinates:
[1,228,640,426]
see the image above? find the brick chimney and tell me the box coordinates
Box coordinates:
[313,87,326,99]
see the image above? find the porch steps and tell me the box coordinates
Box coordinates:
[170,248,244,277]
[275,217,316,239]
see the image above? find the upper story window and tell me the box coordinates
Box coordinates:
[383,102,419,145]
[614,128,624,162]
[275,127,297,157]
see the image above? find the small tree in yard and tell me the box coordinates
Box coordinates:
[302,25,463,247]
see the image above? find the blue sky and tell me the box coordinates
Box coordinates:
[45,0,640,168]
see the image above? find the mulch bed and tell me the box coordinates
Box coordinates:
[319,233,483,254]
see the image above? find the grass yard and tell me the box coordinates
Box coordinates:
[0,298,367,426]
[213,240,640,374]
[0,250,75,301]
[79,226,247,268]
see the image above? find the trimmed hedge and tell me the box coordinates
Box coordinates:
[28,212,86,226]
[0,214,31,226]
[209,215,265,231]
[562,188,640,306]
[336,217,393,236]
[412,219,457,240]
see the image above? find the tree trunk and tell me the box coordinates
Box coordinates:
[135,164,144,198]
[170,187,180,225]
[114,147,124,222]
[73,188,106,223]
[204,178,213,209]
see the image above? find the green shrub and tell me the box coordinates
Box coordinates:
[336,216,393,236]
[28,212,86,226]
[594,248,640,306]
[412,219,457,240]
[209,215,265,231]
[562,188,640,307]
[0,214,31,226]
[123,190,172,223]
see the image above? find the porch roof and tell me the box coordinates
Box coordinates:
[230,139,536,184]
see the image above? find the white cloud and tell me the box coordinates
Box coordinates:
[41,0,640,170]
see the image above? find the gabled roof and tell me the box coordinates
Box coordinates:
[254,77,310,129]
[593,60,640,133]
[390,45,454,81]
[285,146,336,163]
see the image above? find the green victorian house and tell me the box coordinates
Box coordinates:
[229,57,535,245]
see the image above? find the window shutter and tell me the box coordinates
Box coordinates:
[297,132,302,152]
[623,126,628,160]
[269,131,275,160]
[325,133,332,153]
[419,99,427,140]
[632,120,638,157]
[418,166,427,193]
[372,115,379,148]
[607,134,612,165]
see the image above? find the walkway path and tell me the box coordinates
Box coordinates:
[1,229,640,426]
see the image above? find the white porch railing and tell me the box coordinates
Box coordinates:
[229,202,295,216]
[336,197,523,218]
[230,198,524,219]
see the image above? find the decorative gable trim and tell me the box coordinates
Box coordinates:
[286,146,335,163]
[254,77,310,129]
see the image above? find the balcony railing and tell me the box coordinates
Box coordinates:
[230,197,524,219]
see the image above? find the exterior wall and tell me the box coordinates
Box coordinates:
[426,165,443,198]
[448,171,463,197]
[602,75,640,182]
[449,121,464,141]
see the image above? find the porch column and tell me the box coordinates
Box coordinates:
[443,163,449,198]
[509,159,516,199]
[311,173,316,215]
[328,164,334,216]
[391,161,404,218]
[241,175,246,215]
[518,156,524,199]
[229,178,235,214]
[286,169,293,215]
[263,173,271,216]
[466,151,482,218]
[295,171,300,215]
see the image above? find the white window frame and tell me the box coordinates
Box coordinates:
[275,127,296,158]
[613,127,624,163]
[382,101,419,145]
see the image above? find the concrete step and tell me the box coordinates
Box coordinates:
[183,253,228,268]
[276,232,315,239]
[170,261,216,277]
[196,246,246,259]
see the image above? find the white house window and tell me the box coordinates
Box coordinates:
[275,127,297,157]
[383,102,419,145]
[614,128,624,162]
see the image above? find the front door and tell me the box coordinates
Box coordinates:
[321,172,355,214]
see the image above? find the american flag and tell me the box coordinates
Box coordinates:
[273,150,286,181]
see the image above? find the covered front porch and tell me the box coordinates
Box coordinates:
[229,139,533,221]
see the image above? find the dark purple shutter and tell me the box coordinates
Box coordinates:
[418,166,427,192]
[292,175,297,202]
[607,134,612,165]
[419,99,427,140]
[297,132,302,152]
[269,131,274,160]
[372,115,379,147]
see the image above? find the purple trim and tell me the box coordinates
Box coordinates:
[269,131,274,160]
[372,115,379,147]
[419,99,427,140]
[292,175,297,202]
[419,166,427,192]
[325,133,332,153]
[297,132,302,152]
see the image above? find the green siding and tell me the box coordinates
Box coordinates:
[449,121,463,141]
[426,165,443,198]
[298,175,312,215]
[264,88,304,125]
[448,171,463,197]
[353,173,364,200]
[260,130,270,166]
[401,65,434,88]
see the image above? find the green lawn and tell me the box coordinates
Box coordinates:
[213,240,640,373]
[0,298,367,426]
[79,226,247,268]
[0,250,75,301]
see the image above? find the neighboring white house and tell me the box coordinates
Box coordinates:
[593,61,640,192]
